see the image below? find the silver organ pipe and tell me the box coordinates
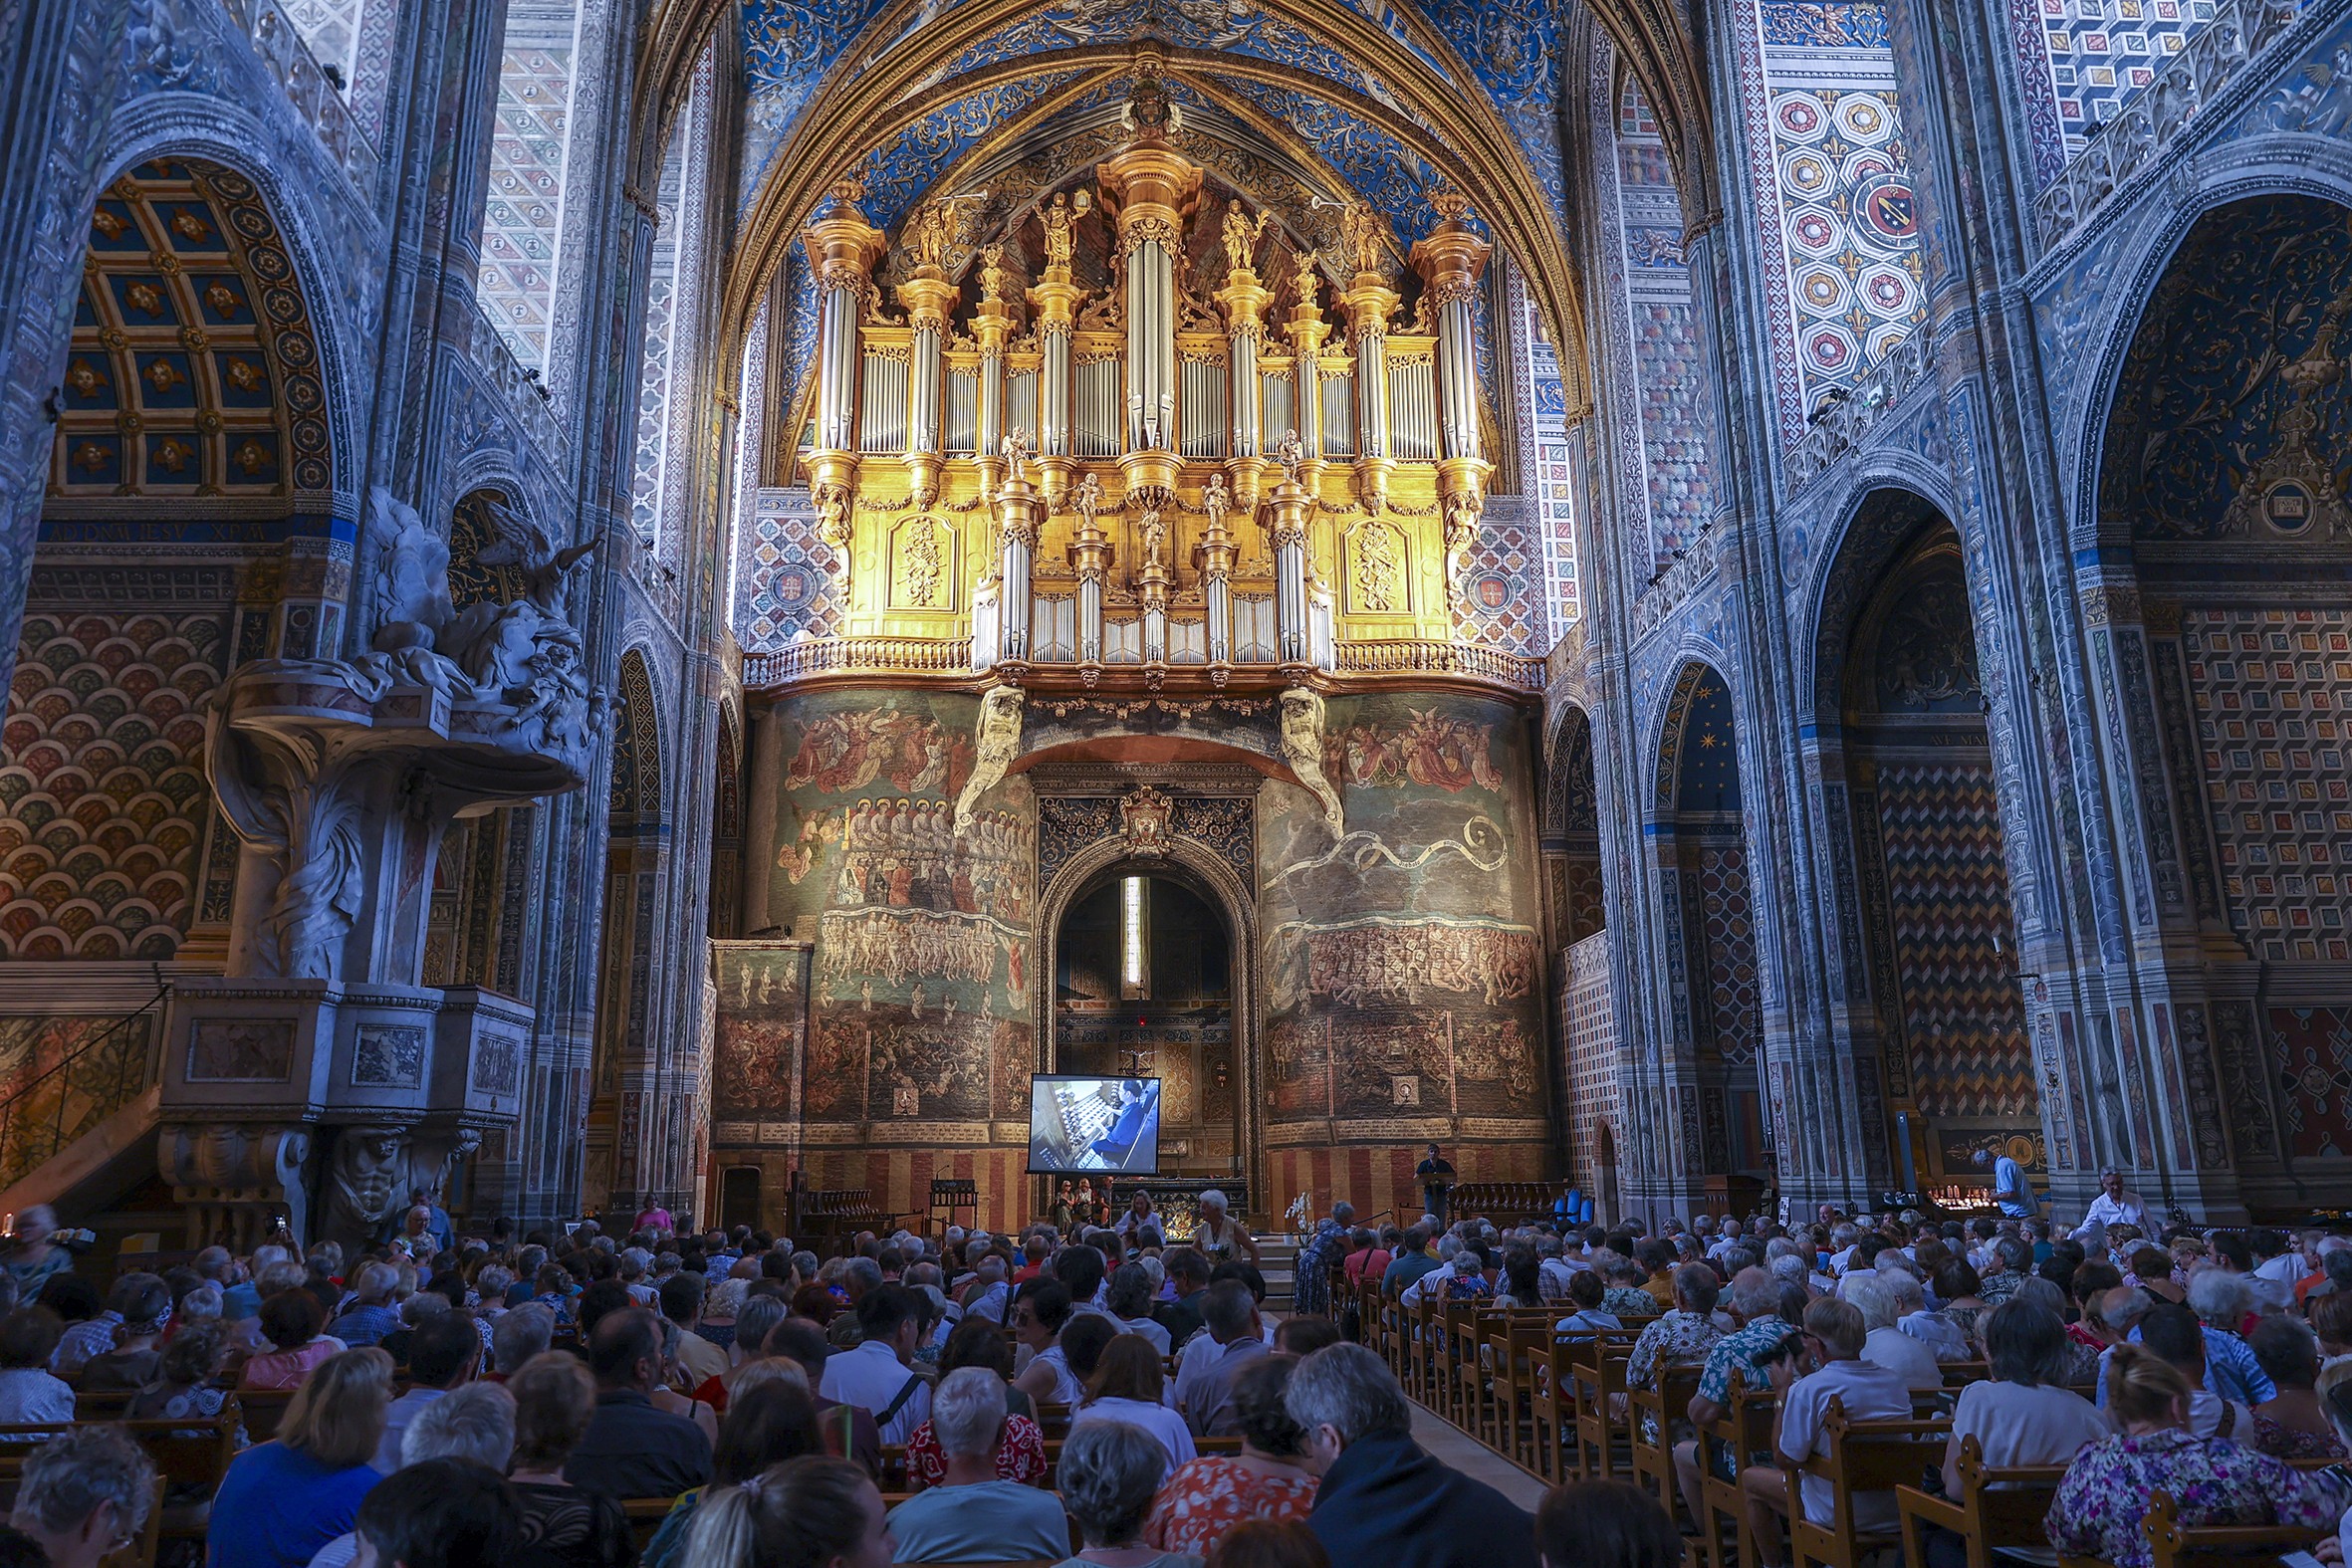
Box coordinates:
[1259,370,1294,453]
[1007,369,1040,447]
[1387,356,1438,462]
[858,350,909,453]
[1181,356,1228,460]
[945,368,979,455]
[1074,357,1121,458]
[1320,371,1354,457]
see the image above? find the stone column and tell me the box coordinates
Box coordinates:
[800,182,887,576]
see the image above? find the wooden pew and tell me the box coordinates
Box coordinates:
[233,1387,296,1440]
[2143,1487,2335,1568]
[1628,1362,1703,1524]
[1569,1335,1633,1482]
[622,1496,678,1554]
[1894,1436,2067,1568]
[1696,1368,1777,1568]
[1778,1403,1950,1568]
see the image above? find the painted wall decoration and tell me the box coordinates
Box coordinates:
[1261,689,1547,1217]
[0,610,226,959]
[2100,196,2352,542]
[2271,1005,2352,1159]
[0,1014,159,1190]
[1732,0,1926,437]
[1505,265,1579,631]
[483,1,582,373]
[743,489,843,651]
[1611,77,1713,563]
[2181,607,2352,964]
[2009,0,2241,181]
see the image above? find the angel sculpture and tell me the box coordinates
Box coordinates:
[1141,506,1168,569]
[1275,428,1306,486]
[1339,202,1386,276]
[1000,426,1033,483]
[1221,200,1272,274]
[1071,471,1102,533]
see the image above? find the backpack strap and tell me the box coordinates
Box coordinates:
[878,1373,924,1427]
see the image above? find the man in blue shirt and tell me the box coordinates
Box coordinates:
[1974,1146,2038,1219]
[1087,1079,1154,1167]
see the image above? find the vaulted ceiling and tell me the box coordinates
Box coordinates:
[650,0,1712,414]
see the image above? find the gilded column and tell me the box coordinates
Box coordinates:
[1286,269,1331,497]
[1338,203,1399,515]
[1267,435,1313,667]
[1068,472,1113,670]
[1096,66,1199,516]
[1196,472,1239,675]
[897,199,958,509]
[1029,192,1086,502]
[974,245,1015,496]
[1410,192,1493,605]
[800,180,886,574]
[998,433,1041,662]
[1216,198,1274,514]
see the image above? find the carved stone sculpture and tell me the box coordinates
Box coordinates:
[953,684,1026,836]
[1001,426,1033,484]
[322,1124,410,1244]
[1221,200,1271,274]
[1202,473,1231,532]
[1275,428,1306,487]
[1279,686,1343,833]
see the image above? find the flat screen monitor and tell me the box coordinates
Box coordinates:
[1029,1075,1160,1174]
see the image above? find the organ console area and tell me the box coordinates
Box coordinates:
[792,63,1500,685]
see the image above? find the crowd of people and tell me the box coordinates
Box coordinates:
[5,1170,2352,1568]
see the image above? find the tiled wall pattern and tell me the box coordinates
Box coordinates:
[1560,930,1621,1198]
[1506,263,1577,638]
[741,488,841,650]
[281,0,363,82]
[631,132,686,546]
[1615,79,1713,561]
[2271,1006,2352,1160]
[1694,841,1762,1066]
[2033,0,2223,160]
[2182,607,2352,965]
[1451,498,1545,656]
[1736,0,1927,436]
[481,2,579,374]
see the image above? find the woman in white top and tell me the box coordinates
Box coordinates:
[1188,1191,1259,1267]
[1106,1263,1173,1355]
[1942,1297,2110,1499]
[1071,1336,1196,1474]
[1019,1298,1119,1410]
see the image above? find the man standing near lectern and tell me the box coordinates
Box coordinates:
[1416,1143,1455,1225]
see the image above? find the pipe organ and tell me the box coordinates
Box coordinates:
[794,87,1494,681]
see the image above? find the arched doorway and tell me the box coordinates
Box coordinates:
[1050,870,1238,1181]
[1831,506,2037,1197]
[1655,662,1769,1211]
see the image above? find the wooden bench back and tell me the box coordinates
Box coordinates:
[2145,1487,2335,1568]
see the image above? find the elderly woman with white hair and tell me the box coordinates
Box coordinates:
[886,1367,1070,1562]
[1057,1420,1204,1568]
[1190,1190,1258,1266]
[2187,1266,2279,1407]
[1844,1273,1944,1390]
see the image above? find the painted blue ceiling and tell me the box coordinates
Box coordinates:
[736,0,1572,224]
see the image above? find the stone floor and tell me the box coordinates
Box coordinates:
[1409,1398,1550,1510]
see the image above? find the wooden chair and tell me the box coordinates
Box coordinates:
[75,1388,137,1420]
[1696,1369,1778,1568]
[234,1387,297,1440]
[877,1444,910,1489]
[622,1496,678,1554]
[107,1475,166,1568]
[2143,1487,2334,1568]
[1032,1400,1071,1439]
[1570,1339,1632,1481]
[1197,1435,1243,1456]
[1894,1435,2067,1568]
[1629,1363,1704,1523]
[1778,1401,1950,1568]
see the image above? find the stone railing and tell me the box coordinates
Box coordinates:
[221,0,380,196]
[741,637,976,686]
[1544,616,1588,691]
[454,292,574,467]
[1781,329,1934,495]
[2033,0,2307,249]
[1328,639,1546,690]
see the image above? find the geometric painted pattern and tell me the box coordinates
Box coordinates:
[1736,0,1927,434]
[481,2,579,374]
[2183,607,2352,965]
[2269,1005,2352,1160]
[632,133,687,546]
[1452,507,1543,656]
[2034,0,2224,161]
[1875,760,2036,1118]
[1560,931,1620,1195]
[1695,841,1761,1066]
[281,0,363,83]
[742,491,842,651]
[0,611,226,959]
[49,160,331,514]
[1509,265,1578,633]
[1614,80,1712,563]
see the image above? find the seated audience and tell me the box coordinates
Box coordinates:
[1110,1263,1175,1354]
[350,1456,519,1568]
[0,1308,72,1427]
[563,1306,712,1499]
[75,1273,170,1391]
[374,1307,483,1472]
[325,1263,403,1348]
[771,1315,882,1475]
[678,1454,889,1568]
[8,1424,155,1568]
[1290,1344,1536,1568]
[502,1351,635,1568]
[1206,1519,1329,1568]
[1175,1279,1270,1439]
[2047,1343,2352,1568]
[1941,1299,2109,1500]
[240,1289,341,1391]
[819,1284,934,1447]
[1076,1333,1197,1471]
[491,1302,556,1382]
[658,1273,729,1388]
[885,1368,1070,1562]
[1533,1477,1681,1568]
[1147,1354,1318,1554]
[1273,1317,1340,1358]
[1552,1269,1619,1333]
[2141,1301,2253,1438]
[1739,1297,1913,1566]
[643,1372,825,1568]
[1847,1273,1943,1390]
[1060,1419,1203,1568]
[2248,1314,2349,1459]
[130,1318,232,1426]
[902,1322,1046,1488]
[308,1381,520,1567]
[208,1347,392,1568]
